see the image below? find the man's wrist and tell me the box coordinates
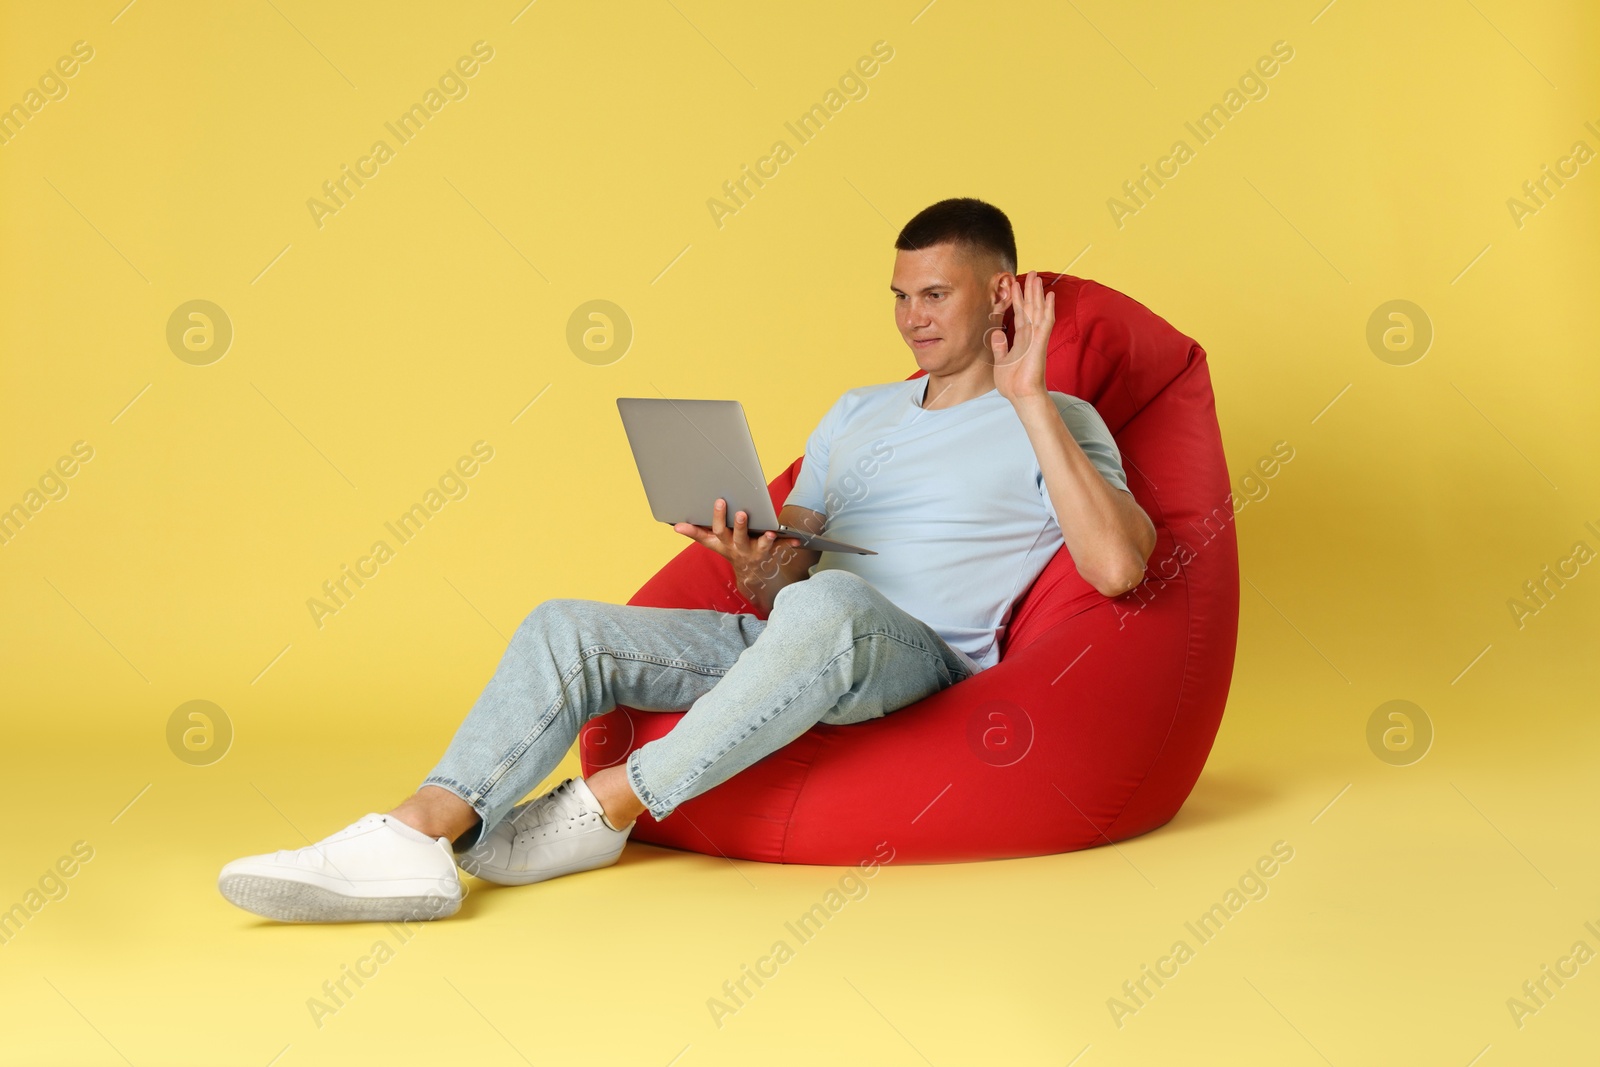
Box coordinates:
[1010,391,1056,422]
[734,573,772,613]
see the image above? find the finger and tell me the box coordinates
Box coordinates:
[747,524,777,556]
[990,326,1008,359]
[732,507,749,546]
[711,497,726,537]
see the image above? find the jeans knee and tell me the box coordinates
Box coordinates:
[773,569,877,625]
[519,598,591,641]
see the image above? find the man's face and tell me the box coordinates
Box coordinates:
[890,242,1011,372]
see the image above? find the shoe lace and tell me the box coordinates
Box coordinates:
[547,779,592,822]
[516,779,591,833]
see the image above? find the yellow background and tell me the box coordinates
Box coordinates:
[2,0,1597,1063]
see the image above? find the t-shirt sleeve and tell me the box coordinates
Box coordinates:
[1037,394,1129,524]
[783,393,845,516]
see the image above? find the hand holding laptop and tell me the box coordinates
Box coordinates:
[672,496,806,563]
[616,398,876,555]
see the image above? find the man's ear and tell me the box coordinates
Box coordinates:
[989,270,1017,319]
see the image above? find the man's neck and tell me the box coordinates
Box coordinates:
[918,362,997,410]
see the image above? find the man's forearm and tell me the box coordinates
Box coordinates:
[737,573,778,615]
[1013,394,1155,595]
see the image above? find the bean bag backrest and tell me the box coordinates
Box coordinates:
[1002,274,1236,654]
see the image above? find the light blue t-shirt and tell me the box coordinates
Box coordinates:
[783,377,1129,674]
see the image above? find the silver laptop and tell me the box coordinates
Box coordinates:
[617,397,875,555]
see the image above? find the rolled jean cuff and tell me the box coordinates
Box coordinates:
[419,775,492,852]
[625,748,675,822]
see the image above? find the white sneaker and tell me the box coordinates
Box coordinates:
[456,777,634,886]
[219,813,463,923]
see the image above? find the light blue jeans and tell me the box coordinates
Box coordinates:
[421,569,976,850]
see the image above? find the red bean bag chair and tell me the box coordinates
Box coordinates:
[580,272,1239,864]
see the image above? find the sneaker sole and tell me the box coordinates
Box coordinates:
[219,873,461,923]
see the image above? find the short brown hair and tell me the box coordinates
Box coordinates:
[894,197,1017,275]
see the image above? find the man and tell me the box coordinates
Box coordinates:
[218,197,1157,923]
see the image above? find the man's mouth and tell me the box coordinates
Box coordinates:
[912,337,941,349]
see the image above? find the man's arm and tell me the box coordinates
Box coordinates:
[1013,398,1155,596]
[990,271,1155,598]
[734,504,824,614]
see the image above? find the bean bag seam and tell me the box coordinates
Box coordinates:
[1101,551,1195,841]
[779,736,824,864]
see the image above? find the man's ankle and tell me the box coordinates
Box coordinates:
[585,769,645,829]
[389,802,474,842]
[386,806,434,836]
